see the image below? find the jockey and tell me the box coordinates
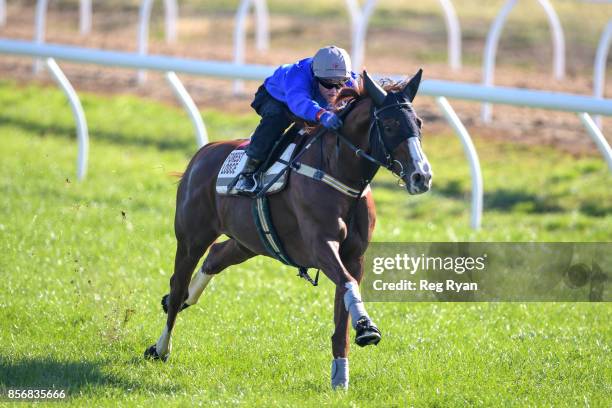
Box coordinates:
[234,45,358,195]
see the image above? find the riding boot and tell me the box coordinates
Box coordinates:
[233,156,262,196]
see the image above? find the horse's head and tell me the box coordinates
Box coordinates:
[363,70,432,195]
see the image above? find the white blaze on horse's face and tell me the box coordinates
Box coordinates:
[406,137,432,195]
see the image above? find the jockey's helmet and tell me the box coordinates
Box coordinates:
[312,46,351,82]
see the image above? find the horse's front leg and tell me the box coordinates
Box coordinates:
[314,241,381,389]
[331,284,350,390]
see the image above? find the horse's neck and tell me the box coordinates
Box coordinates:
[323,98,373,188]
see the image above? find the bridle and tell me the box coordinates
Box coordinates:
[333,98,417,184]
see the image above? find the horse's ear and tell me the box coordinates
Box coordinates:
[363,70,387,106]
[402,68,423,102]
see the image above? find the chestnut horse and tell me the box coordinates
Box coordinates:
[144,70,432,389]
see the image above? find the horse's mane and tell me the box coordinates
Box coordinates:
[332,77,407,110]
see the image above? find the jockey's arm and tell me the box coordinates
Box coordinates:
[284,65,325,123]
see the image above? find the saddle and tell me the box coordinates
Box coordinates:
[216,124,306,196]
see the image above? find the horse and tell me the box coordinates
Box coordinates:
[144,70,433,390]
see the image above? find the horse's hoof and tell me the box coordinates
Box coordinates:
[144,344,169,362]
[355,318,382,347]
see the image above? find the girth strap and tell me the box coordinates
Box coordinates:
[252,195,320,287]
[290,162,363,198]
[252,195,297,267]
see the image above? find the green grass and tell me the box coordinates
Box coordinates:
[0,81,611,406]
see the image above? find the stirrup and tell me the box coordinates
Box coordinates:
[233,173,259,196]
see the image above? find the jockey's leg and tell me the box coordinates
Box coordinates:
[234,93,292,195]
[244,110,292,163]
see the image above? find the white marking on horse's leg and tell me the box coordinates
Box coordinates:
[331,357,349,390]
[155,325,172,357]
[185,268,213,306]
[343,281,369,328]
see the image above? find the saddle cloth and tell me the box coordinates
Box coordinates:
[216,142,297,196]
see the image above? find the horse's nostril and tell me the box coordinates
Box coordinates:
[412,173,423,184]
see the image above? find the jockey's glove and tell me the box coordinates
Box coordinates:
[319,111,343,130]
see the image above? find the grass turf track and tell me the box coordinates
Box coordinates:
[0,81,610,406]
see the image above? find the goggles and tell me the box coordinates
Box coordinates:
[317,77,347,90]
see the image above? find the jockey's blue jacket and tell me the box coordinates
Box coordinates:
[263,57,358,122]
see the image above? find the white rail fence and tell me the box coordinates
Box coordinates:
[594,19,612,128]
[27,0,179,81]
[137,0,179,84]
[232,0,269,94]
[347,0,462,73]
[1,39,611,230]
[232,0,462,94]
[481,0,565,123]
[6,0,584,105]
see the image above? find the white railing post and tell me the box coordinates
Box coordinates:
[0,0,7,27]
[138,0,179,84]
[351,0,378,72]
[438,0,462,70]
[538,0,565,80]
[137,0,153,84]
[232,0,250,95]
[344,0,361,43]
[482,0,516,123]
[165,72,208,148]
[436,96,483,230]
[33,0,49,74]
[35,0,95,73]
[79,0,92,35]
[482,0,565,122]
[44,58,89,181]
[351,0,461,72]
[578,113,612,173]
[233,0,270,94]
[593,20,612,129]
[253,0,269,51]
[163,0,178,44]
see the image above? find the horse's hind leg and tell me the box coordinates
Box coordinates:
[182,239,254,305]
[144,233,215,361]
[145,238,254,361]
[160,238,256,313]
